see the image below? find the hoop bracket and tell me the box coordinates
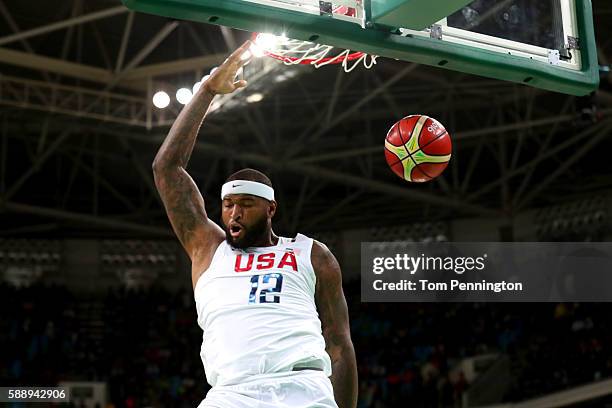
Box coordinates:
[319,1,333,16]
[430,24,443,40]
[567,36,581,50]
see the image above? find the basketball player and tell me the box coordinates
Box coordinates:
[152,41,358,408]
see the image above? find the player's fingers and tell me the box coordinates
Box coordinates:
[233,79,248,89]
[238,51,253,67]
[228,40,252,62]
[229,52,252,72]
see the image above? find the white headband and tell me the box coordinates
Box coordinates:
[221,180,275,201]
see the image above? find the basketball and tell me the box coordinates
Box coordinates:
[384,115,452,183]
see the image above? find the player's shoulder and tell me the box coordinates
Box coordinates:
[311,238,329,253]
[308,239,342,292]
[291,233,339,272]
[310,238,339,271]
[289,232,313,244]
[291,233,327,256]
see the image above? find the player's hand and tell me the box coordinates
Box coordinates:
[203,40,252,95]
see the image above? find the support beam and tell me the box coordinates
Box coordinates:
[0,118,490,217]
[122,53,226,79]
[511,97,575,206]
[36,117,50,155]
[0,47,115,86]
[324,69,345,126]
[2,201,172,236]
[116,22,179,79]
[0,100,148,128]
[101,128,497,216]
[0,6,127,46]
[58,0,81,67]
[302,190,363,231]
[0,0,52,100]
[4,130,72,201]
[286,63,419,158]
[61,150,139,213]
[0,75,144,103]
[0,76,152,127]
[466,120,612,202]
[114,136,160,204]
[0,47,224,90]
[371,71,404,118]
[312,63,417,137]
[516,123,612,210]
[115,11,134,73]
[90,21,113,71]
[293,109,612,164]
[460,139,484,194]
[79,22,179,114]
[0,1,35,53]
[291,164,495,216]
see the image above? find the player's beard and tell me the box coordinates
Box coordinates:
[225,215,269,249]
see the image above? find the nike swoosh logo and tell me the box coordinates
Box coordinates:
[232,184,241,187]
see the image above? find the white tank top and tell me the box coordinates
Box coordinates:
[194,233,332,387]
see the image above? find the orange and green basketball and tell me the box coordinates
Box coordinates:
[384,115,452,183]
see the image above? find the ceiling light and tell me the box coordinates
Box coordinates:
[176,88,193,105]
[246,93,264,103]
[152,91,170,109]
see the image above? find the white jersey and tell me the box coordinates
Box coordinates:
[194,233,332,387]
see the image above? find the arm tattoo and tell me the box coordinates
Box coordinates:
[155,168,206,248]
[152,89,217,251]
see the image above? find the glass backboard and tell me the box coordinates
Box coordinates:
[122,0,599,95]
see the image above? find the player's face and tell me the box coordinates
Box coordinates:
[221,194,274,248]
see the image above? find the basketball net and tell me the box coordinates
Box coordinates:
[251,6,377,73]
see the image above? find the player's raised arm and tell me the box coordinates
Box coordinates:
[152,41,252,264]
[312,241,358,408]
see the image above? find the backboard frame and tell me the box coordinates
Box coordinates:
[400,0,582,74]
[122,0,599,95]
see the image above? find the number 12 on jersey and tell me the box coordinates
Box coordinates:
[249,273,284,304]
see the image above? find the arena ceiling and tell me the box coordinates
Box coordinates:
[0,0,611,239]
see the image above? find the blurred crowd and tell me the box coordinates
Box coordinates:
[1,281,611,408]
[344,280,612,407]
[0,283,204,408]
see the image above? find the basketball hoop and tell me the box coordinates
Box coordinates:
[248,4,376,72]
[250,32,377,73]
